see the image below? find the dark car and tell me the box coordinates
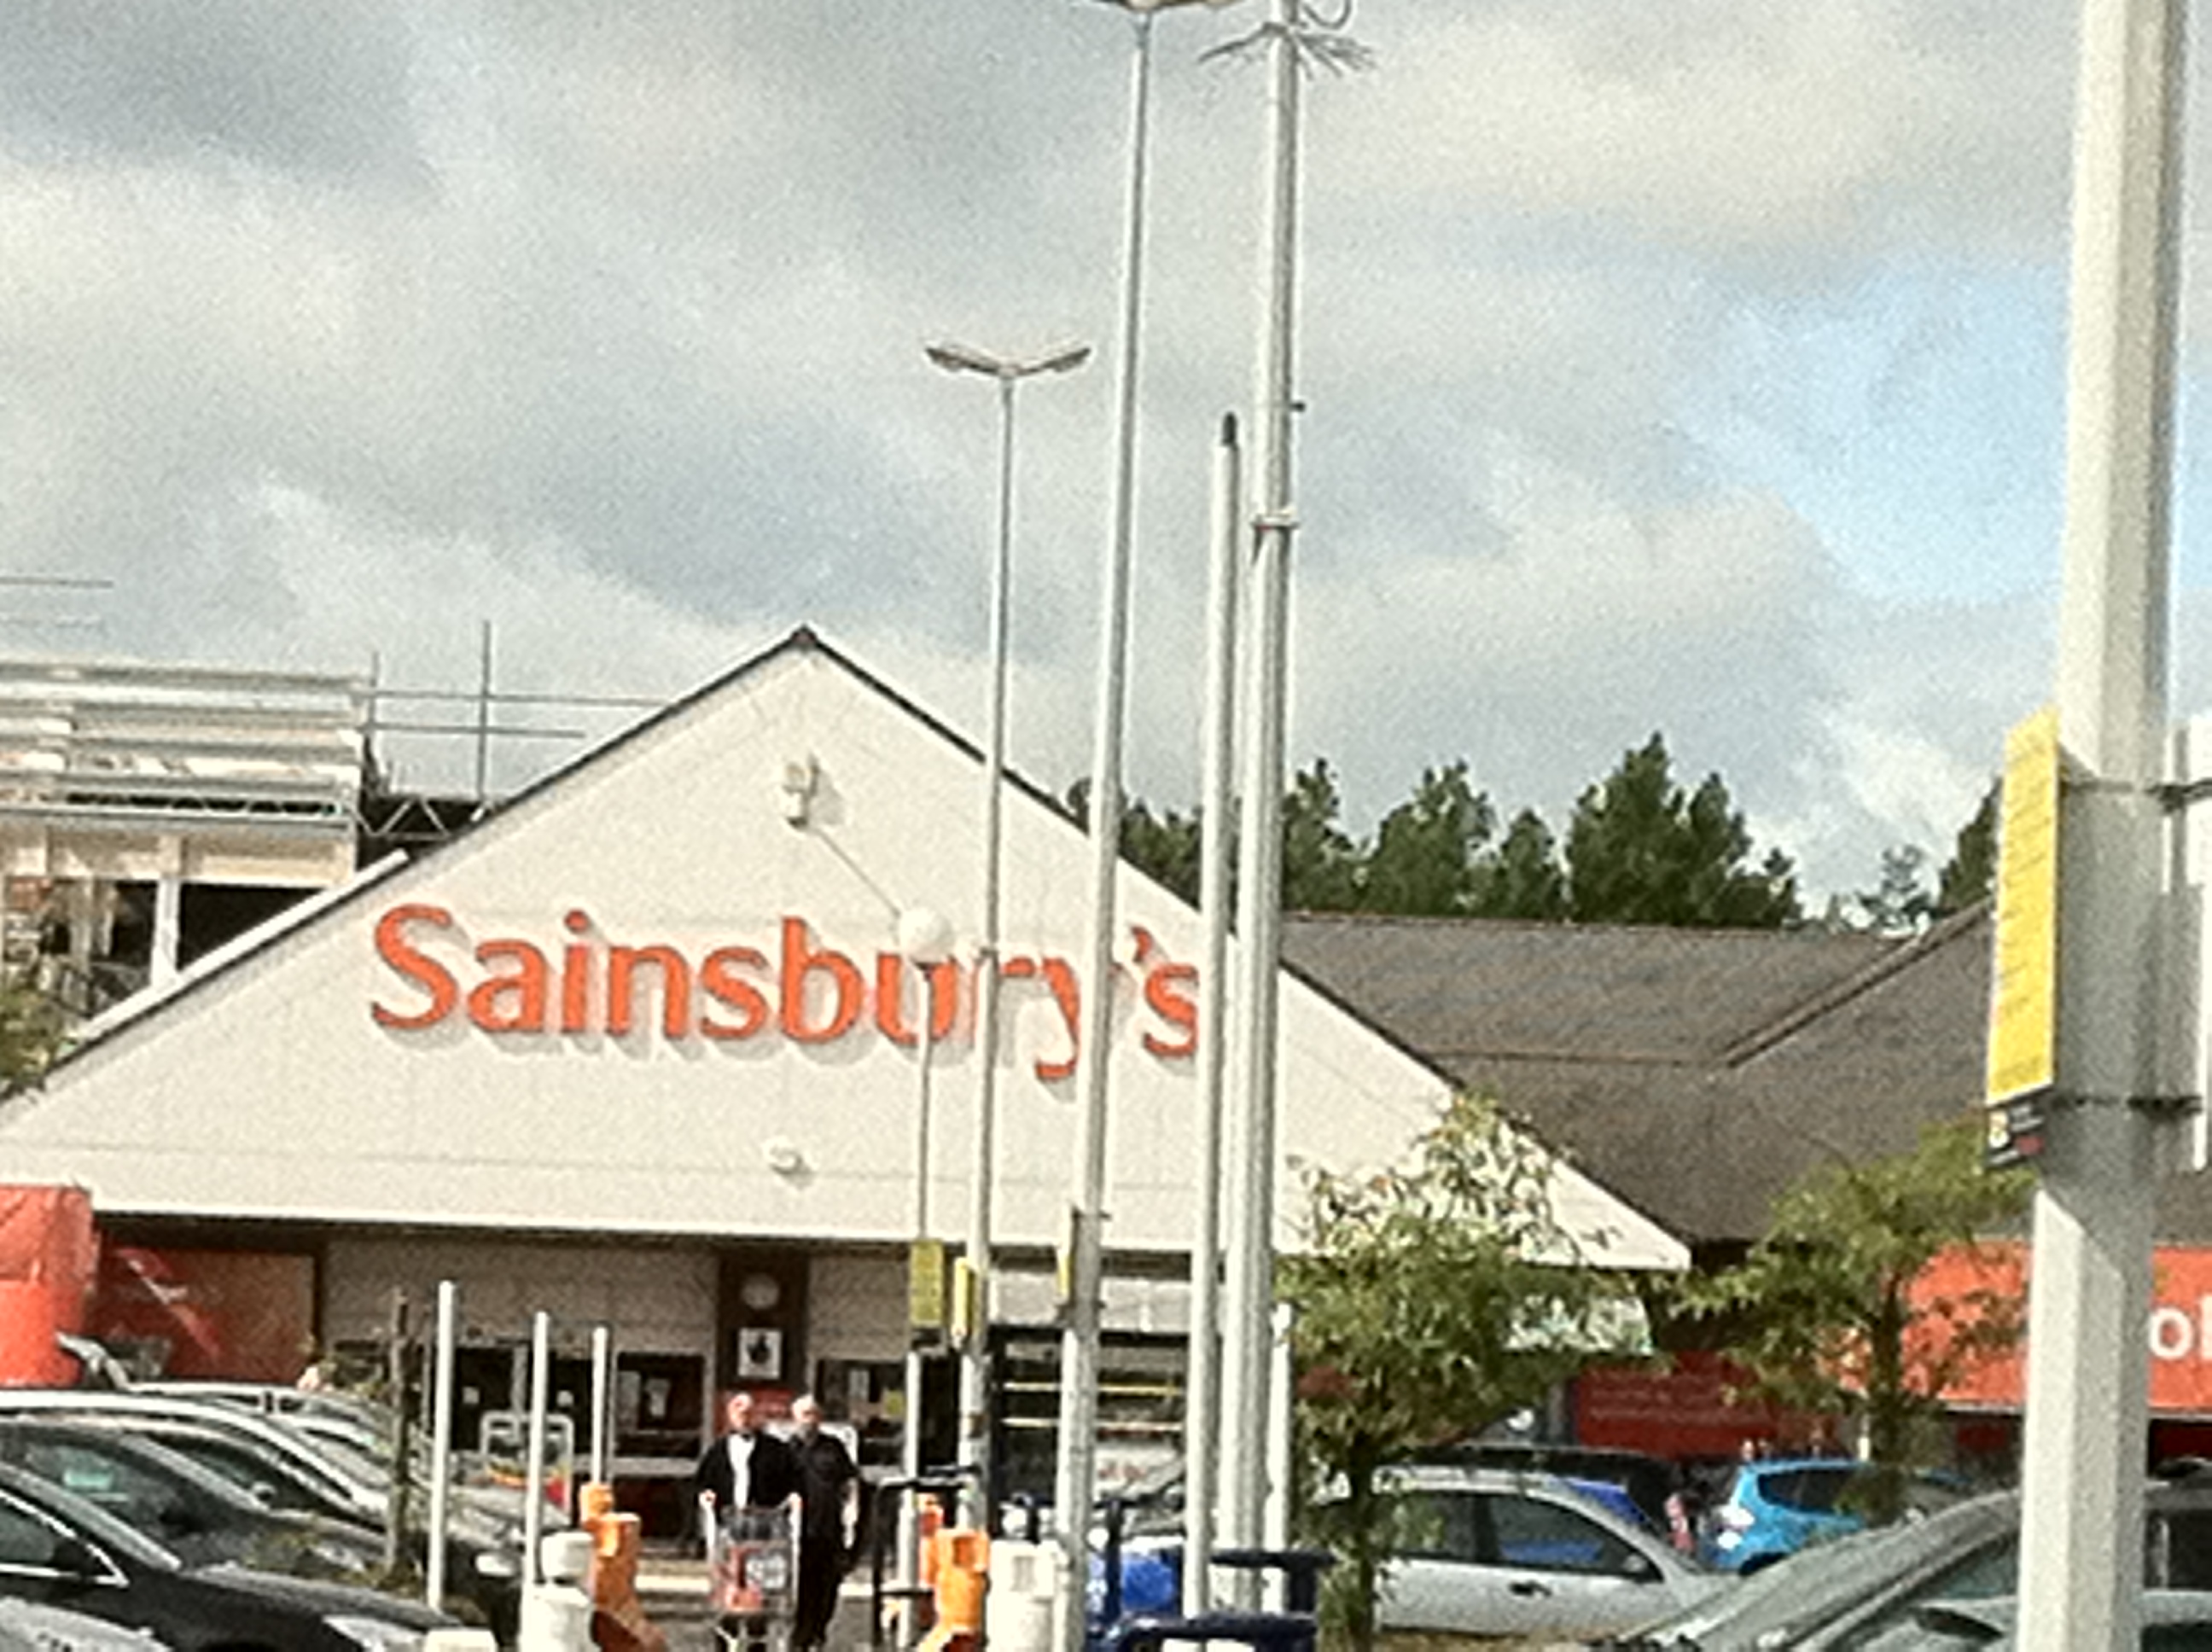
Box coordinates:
[3,1415,518,1637]
[0,1460,450,1652]
[0,1420,386,1585]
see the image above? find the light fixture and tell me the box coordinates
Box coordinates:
[763,1140,806,1178]
[778,755,818,826]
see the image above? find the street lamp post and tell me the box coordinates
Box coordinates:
[923,337,1091,1527]
[897,905,953,1634]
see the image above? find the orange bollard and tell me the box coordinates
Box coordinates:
[918,1527,989,1652]
[579,1483,666,1652]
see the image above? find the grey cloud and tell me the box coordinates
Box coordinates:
[0,0,422,181]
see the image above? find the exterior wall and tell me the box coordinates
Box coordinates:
[323,1235,719,1352]
[0,641,1685,1279]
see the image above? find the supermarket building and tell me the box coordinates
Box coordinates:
[0,630,1683,1529]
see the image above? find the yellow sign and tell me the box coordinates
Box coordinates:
[1986,706,2061,1107]
[908,1239,946,1330]
[950,1258,977,1345]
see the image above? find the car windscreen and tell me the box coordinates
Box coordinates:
[1760,1466,1859,1514]
[1627,1492,2020,1648]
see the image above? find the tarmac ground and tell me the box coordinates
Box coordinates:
[634,1554,893,1652]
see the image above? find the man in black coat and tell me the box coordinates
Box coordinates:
[787,1393,863,1650]
[696,1390,803,1544]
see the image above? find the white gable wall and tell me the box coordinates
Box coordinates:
[0,642,1683,1273]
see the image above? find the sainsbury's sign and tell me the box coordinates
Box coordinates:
[370,905,1198,1079]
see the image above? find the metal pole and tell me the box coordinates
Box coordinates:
[590,1323,612,1489]
[2017,2,2186,1648]
[900,1001,937,1616]
[473,620,493,804]
[1054,16,1155,1652]
[957,371,1020,1526]
[524,1311,550,1588]
[1221,0,1301,1581]
[1182,414,1241,1614]
[427,1280,457,1611]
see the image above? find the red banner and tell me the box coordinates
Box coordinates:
[90,1248,316,1383]
[1923,1242,2212,1416]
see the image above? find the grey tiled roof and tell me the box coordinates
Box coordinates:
[1282,910,1997,1247]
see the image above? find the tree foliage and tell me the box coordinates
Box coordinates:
[1564,734,1800,928]
[1282,760,1365,912]
[1938,782,2000,915]
[1358,761,1494,917]
[1848,846,1936,936]
[1469,808,1569,922]
[1681,1117,2030,1522]
[1101,734,1804,930]
[1283,1092,1621,1651]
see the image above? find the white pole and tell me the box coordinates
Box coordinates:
[958,369,1019,1527]
[1222,0,1301,1585]
[1182,414,1241,1615]
[524,1311,550,1588]
[589,1324,612,1489]
[2017,3,2185,1648]
[1054,17,1155,1652]
[900,1002,937,1611]
[1262,1301,1295,1611]
[426,1280,457,1611]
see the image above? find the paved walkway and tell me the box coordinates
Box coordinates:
[634,1555,887,1652]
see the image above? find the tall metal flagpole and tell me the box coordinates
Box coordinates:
[1053,14,1156,1652]
[1220,0,1301,1582]
[2016,1,2186,1646]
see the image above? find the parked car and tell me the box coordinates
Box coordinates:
[0,1401,519,1637]
[1699,1456,1967,1573]
[0,1420,386,1585]
[1364,1464,1726,1642]
[131,1387,392,1462]
[0,1460,451,1652]
[1854,1591,2212,1650]
[0,1597,178,1652]
[1607,1475,2212,1649]
[1414,1443,1679,1535]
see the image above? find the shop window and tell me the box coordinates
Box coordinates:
[614,1352,705,1457]
[993,1330,1183,1507]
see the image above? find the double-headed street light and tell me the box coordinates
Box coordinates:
[923,336,1091,1527]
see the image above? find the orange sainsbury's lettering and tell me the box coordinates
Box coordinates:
[608,944,693,1038]
[873,955,963,1045]
[366,904,1202,1069]
[1143,959,1197,1058]
[780,917,862,1044]
[699,946,771,1039]
[372,905,460,1029]
[469,939,550,1032]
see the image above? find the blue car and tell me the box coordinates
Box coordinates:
[1700,1457,1871,1573]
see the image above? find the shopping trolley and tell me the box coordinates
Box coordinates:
[707,1496,803,1652]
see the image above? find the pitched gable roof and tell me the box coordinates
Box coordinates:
[0,629,1686,1269]
[1284,910,1994,1246]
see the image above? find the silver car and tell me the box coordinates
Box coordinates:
[1371,1465,1727,1641]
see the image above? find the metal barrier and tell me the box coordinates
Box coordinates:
[869,1469,972,1649]
[1090,1533,1334,1652]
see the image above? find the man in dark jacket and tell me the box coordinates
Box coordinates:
[788,1393,863,1650]
[696,1390,803,1541]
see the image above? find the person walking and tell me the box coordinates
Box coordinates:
[788,1393,862,1650]
[696,1389,803,1544]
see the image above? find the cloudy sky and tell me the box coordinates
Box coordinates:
[3,0,2208,905]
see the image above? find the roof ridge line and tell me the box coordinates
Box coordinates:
[1716,901,1991,1067]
